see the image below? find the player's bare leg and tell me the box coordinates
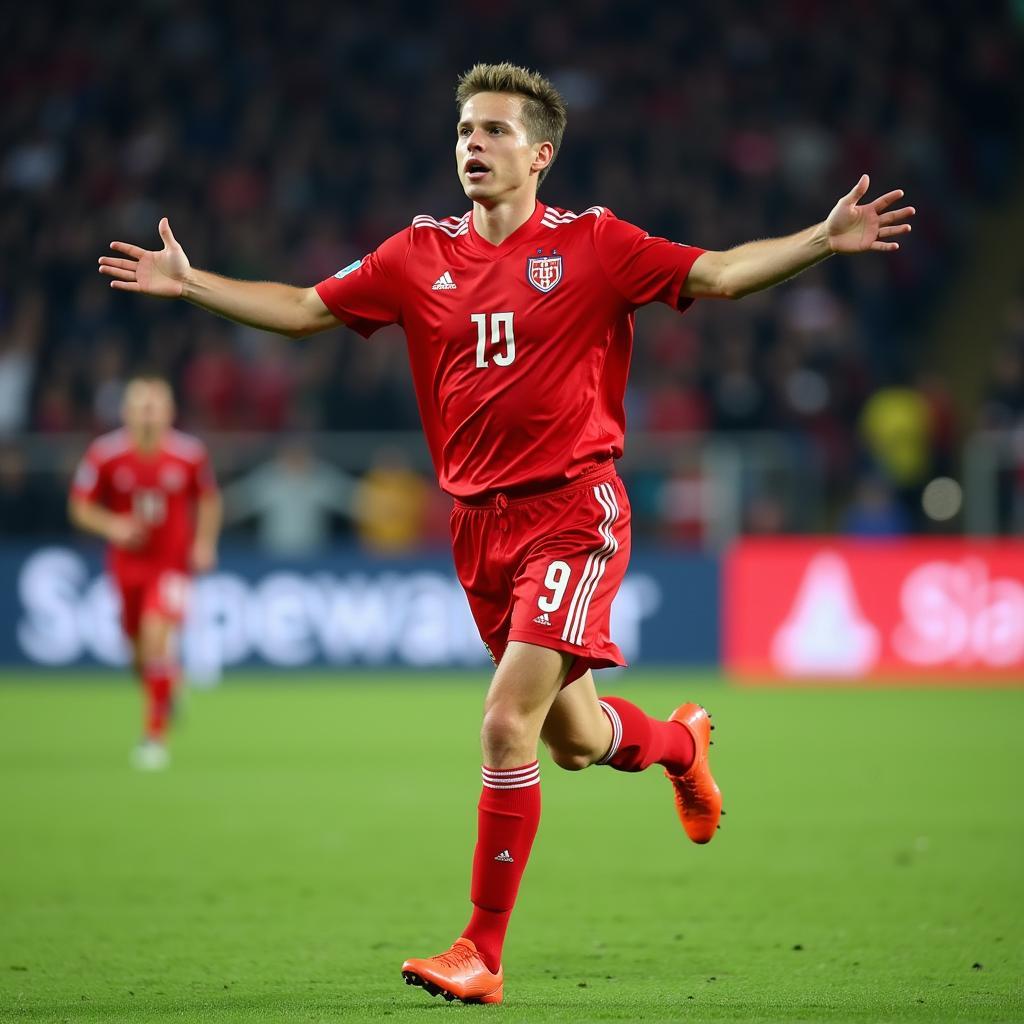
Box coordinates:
[542,670,722,843]
[131,611,178,771]
[540,668,612,769]
[479,641,570,767]
[402,642,569,1005]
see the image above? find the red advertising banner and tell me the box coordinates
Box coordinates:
[724,539,1024,682]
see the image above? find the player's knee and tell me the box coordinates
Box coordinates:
[139,616,170,660]
[480,706,534,761]
[138,635,160,664]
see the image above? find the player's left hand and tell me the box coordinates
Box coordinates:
[190,540,217,574]
[826,175,915,254]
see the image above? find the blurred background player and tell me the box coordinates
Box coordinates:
[69,376,221,770]
[96,62,912,1001]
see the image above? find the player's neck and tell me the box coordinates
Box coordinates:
[471,193,538,247]
[130,429,163,456]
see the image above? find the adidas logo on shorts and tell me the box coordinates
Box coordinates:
[532,612,552,626]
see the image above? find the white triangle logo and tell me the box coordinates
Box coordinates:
[771,552,879,676]
[432,271,457,290]
[494,849,514,863]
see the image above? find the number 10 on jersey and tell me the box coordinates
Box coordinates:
[472,312,516,368]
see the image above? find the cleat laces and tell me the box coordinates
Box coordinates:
[435,943,479,971]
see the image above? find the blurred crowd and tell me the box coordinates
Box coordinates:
[1,0,1023,547]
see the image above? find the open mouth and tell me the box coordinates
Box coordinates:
[465,160,490,181]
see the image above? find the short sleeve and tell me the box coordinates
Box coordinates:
[314,229,410,338]
[592,212,705,312]
[69,444,105,503]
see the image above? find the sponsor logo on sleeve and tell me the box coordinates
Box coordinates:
[334,259,363,279]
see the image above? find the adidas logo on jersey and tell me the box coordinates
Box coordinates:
[432,271,457,290]
[494,849,514,863]
[532,612,552,626]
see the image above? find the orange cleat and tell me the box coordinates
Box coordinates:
[401,937,503,1005]
[665,703,722,844]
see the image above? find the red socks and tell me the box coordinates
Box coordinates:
[458,702,691,971]
[462,762,541,973]
[142,658,177,741]
[597,697,695,776]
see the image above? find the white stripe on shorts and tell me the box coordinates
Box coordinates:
[561,482,620,646]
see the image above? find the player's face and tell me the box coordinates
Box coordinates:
[122,381,174,437]
[456,93,547,204]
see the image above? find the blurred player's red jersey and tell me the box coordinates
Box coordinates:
[71,429,217,583]
[316,203,704,499]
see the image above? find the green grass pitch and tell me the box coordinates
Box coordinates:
[1,671,1022,1023]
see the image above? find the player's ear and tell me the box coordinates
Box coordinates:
[531,141,554,176]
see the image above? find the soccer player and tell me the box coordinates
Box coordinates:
[97,63,913,1000]
[69,376,221,770]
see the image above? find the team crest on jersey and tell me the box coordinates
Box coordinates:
[160,464,186,492]
[527,254,563,293]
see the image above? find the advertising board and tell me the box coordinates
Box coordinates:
[725,540,1024,681]
[1,545,720,676]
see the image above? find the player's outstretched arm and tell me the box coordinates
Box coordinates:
[98,218,338,338]
[683,174,914,300]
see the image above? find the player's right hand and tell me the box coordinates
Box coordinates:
[98,218,190,298]
[107,515,147,549]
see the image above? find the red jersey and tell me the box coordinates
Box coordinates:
[70,428,218,582]
[315,202,704,499]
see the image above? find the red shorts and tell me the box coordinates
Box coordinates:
[115,570,191,638]
[451,463,631,686]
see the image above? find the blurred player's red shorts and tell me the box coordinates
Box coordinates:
[115,569,191,638]
[451,462,631,686]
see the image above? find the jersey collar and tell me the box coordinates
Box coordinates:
[466,201,547,259]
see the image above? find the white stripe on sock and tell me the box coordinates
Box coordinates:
[481,761,541,790]
[596,700,623,765]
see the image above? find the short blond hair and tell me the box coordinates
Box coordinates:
[125,374,173,399]
[456,62,567,184]
[122,375,174,412]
